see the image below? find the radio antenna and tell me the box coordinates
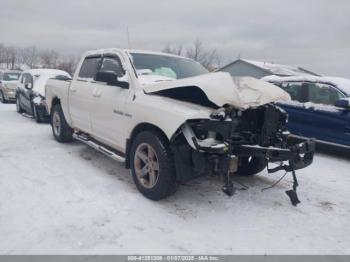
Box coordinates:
[126,26,131,49]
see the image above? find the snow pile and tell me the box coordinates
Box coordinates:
[28,69,71,97]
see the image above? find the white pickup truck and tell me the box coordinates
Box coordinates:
[45,48,315,204]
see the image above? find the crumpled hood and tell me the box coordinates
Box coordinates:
[142,72,290,109]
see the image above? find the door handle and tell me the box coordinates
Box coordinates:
[70,88,77,93]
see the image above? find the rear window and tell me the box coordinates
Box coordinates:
[3,73,21,81]
[78,56,101,79]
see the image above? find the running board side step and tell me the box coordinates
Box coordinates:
[73,133,125,163]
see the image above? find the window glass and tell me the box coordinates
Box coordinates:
[3,73,21,81]
[100,56,124,77]
[78,57,101,79]
[280,82,307,103]
[307,83,345,105]
[24,74,33,85]
[130,53,208,79]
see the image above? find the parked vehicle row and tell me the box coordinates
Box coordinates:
[262,75,350,147]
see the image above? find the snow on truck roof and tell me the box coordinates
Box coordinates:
[262,75,350,95]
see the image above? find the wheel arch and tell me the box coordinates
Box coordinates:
[50,97,61,113]
[125,122,170,169]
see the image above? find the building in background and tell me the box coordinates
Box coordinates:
[218,59,320,78]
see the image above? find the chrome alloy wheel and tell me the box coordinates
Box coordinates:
[52,111,61,137]
[134,143,159,189]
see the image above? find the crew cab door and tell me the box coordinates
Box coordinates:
[90,53,131,150]
[69,55,102,133]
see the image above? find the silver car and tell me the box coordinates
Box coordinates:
[0,70,22,103]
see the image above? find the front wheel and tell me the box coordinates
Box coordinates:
[235,157,267,176]
[130,131,177,200]
[51,104,73,142]
[0,91,7,103]
[16,96,23,113]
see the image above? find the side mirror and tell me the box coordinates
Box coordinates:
[95,71,129,89]
[335,98,350,109]
[25,83,33,90]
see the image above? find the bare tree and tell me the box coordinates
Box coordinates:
[0,43,5,65]
[186,39,221,71]
[57,55,78,76]
[162,43,183,56]
[39,49,59,68]
[0,43,78,72]
[4,46,19,69]
[163,39,222,71]
[21,46,39,68]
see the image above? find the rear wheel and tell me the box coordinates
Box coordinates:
[130,131,177,200]
[16,96,23,113]
[51,104,73,142]
[0,91,7,103]
[235,157,267,176]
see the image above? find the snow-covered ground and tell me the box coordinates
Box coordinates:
[0,102,349,255]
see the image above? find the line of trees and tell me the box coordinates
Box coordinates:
[1,39,223,76]
[0,43,78,75]
[163,39,223,71]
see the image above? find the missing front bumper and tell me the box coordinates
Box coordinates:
[178,123,315,204]
[233,140,316,172]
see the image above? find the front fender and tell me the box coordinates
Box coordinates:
[126,92,213,140]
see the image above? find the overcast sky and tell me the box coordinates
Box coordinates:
[0,0,349,77]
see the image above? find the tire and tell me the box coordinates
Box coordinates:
[130,130,177,200]
[0,91,7,103]
[235,157,267,176]
[51,104,73,142]
[16,96,23,113]
[33,104,42,123]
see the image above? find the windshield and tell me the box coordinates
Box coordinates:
[130,53,208,80]
[3,73,21,81]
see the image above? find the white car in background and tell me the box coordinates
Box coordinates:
[16,69,71,122]
[0,70,22,103]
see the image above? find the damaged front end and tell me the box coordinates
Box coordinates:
[171,103,315,205]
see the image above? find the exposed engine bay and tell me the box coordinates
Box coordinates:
[170,103,315,206]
